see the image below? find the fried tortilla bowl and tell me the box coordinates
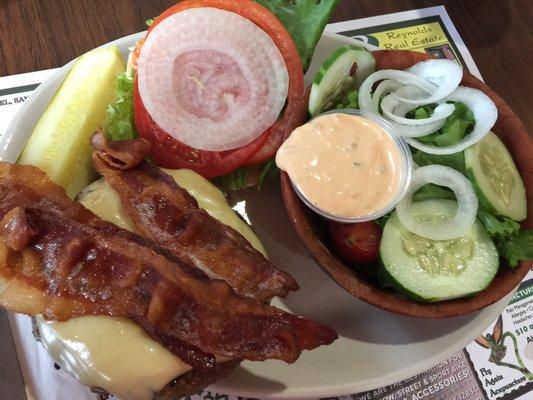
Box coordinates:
[281,50,533,319]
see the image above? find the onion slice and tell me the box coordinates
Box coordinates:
[381,93,455,126]
[395,59,463,105]
[359,70,436,114]
[137,7,289,151]
[396,165,478,240]
[388,119,448,138]
[371,79,403,112]
[407,86,497,154]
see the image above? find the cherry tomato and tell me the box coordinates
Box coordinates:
[134,0,306,177]
[328,221,382,264]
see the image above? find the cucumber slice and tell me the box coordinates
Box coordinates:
[465,131,527,221]
[380,199,498,302]
[18,46,125,198]
[308,45,375,116]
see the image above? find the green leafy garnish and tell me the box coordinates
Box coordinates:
[413,184,455,202]
[413,151,467,175]
[334,89,358,110]
[405,104,436,120]
[495,230,533,267]
[257,159,279,188]
[219,160,279,191]
[477,209,521,239]
[146,18,154,27]
[255,0,340,70]
[416,102,474,146]
[105,72,137,141]
[476,209,532,268]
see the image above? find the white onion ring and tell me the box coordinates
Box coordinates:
[381,93,455,125]
[396,59,463,105]
[406,86,497,154]
[359,70,436,114]
[388,119,448,138]
[396,165,478,240]
[371,79,403,112]
[137,8,289,151]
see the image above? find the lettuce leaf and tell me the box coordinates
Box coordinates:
[476,209,521,239]
[105,72,137,141]
[218,160,279,191]
[255,0,340,70]
[476,209,532,268]
[334,89,358,110]
[413,184,455,202]
[412,151,467,175]
[416,102,474,146]
[495,230,533,268]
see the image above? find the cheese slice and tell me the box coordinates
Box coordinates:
[37,316,191,400]
[38,168,264,400]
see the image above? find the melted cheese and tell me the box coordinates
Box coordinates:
[39,168,265,400]
[37,316,191,400]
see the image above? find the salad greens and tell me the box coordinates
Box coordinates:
[495,230,533,267]
[255,0,340,70]
[415,102,475,147]
[105,72,137,141]
[413,151,467,175]
[333,89,359,110]
[405,102,531,268]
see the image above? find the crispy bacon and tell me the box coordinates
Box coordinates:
[91,133,298,302]
[0,162,337,370]
[91,130,151,170]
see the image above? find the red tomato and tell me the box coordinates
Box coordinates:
[328,221,382,264]
[133,80,270,178]
[134,0,306,177]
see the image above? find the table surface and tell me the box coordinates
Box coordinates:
[0,0,531,131]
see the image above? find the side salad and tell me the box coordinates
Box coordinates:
[307,46,531,302]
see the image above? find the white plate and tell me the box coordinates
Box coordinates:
[4,31,511,399]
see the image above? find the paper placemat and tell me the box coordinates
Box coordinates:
[1,5,531,400]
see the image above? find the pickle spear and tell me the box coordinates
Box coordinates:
[18,46,125,198]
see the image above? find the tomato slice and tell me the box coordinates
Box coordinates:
[328,221,382,265]
[245,87,310,166]
[134,0,305,177]
[134,79,269,177]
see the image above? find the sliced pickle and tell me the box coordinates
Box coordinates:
[18,46,125,198]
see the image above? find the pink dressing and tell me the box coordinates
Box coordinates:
[276,113,404,219]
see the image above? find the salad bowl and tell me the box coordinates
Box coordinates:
[281,49,533,319]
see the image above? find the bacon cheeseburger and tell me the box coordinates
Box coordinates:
[0,1,340,398]
[0,132,337,400]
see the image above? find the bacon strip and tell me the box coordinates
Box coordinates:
[91,130,151,170]
[0,162,336,370]
[92,132,298,302]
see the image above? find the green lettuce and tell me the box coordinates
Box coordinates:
[255,0,340,70]
[495,230,533,268]
[413,151,467,175]
[334,89,358,110]
[218,160,279,191]
[105,72,137,141]
[415,102,474,146]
